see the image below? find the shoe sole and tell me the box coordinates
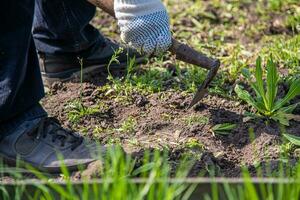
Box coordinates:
[0,153,94,174]
[42,57,146,87]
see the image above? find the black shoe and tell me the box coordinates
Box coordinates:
[39,38,146,87]
[0,117,106,173]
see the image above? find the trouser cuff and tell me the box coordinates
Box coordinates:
[0,104,47,140]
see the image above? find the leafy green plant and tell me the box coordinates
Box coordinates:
[183,115,209,127]
[286,11,300,32]
[66,100,100,123]
[107,47,124,81]
[116,116,137,134]
[212,123,237,136]
[280,141,295,156]
[185,138,205,150]
[267,0,284,11]
[235,57,300,125]
[180,66,206,92]
[283,133,300,146]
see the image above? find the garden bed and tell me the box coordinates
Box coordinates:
[41,70,300,177]
[2,0,300,199]
[41,0,300,178]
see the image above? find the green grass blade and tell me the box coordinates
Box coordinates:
[254,57,267,103]
[283,133,300,146]
[242,170,259,200]
[265,58,279,111]
[181,184,198,200]
[241,62,267,111]
[132,162,155,176]
[274,79,300,111]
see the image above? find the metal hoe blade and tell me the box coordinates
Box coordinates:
[188,60,220,108]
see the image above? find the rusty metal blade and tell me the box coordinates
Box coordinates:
[188,61,220,108]
[188,88,208,108]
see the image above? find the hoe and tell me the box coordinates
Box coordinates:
[88,0,221,108]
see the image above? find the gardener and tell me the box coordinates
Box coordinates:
[0,0,171,172]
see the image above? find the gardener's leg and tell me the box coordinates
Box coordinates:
[0,0,47,137]
[33,0,102,54]
[33,0,144,87]
[0,1,105,172]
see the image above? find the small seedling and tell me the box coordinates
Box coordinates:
[66,100,100,123]
[116,117,137,134]
[267,0,283,11]
[161,113,173,121]
[183,115,209,126]
[185,138,205,150]
[235,57,300,125]
[280,142,295,157]
[93,126,105,136]
[128,138,140,146]
[107,47,124,81]
[212,123,237,136]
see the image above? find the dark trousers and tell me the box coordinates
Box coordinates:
[33,0,103,54]
[0,0,101,136]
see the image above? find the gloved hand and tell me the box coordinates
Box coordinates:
[114,0,172,55]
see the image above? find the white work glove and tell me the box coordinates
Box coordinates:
[114,0,172,55]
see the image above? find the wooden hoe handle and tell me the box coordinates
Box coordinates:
[170,39,219,70]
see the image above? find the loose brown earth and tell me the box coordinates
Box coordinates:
[41,68,300,178]
[41,1,300,177]
[2,1,296,180]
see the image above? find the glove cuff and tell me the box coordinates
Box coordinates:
[114,0,166,18]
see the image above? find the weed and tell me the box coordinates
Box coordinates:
[127,138,140,147]
[131,67,172,93]
[93,126,106,136]
[264,35,300,72]
[107,47,124,81]
[107,137,122,145]
[211,123,237,136]
[286,9,300,32]
[180,66,206,93]
[267,0,284,11]
[161,113,174,121]
[235,57,300,125]
[185,138,205,150]
[116,116,137,134]
[125,55,137,79]
[280,142,295,157]
[183,138,205,161]
[66,100,100,123]
[183,115,209,127]
[221,44,248,81]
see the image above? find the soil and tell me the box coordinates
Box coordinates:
[41,68,300,178]
[3,1,299,181]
